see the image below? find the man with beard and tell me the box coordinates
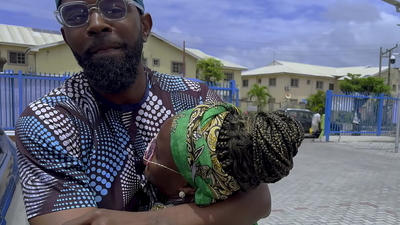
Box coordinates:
[14,0,272,224]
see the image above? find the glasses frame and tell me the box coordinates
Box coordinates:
[54,0,143,28]
[143,136,180,175]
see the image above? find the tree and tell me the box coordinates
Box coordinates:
[247,84,272,111]
[339,73,391,94]
[196,58,225,82]
[306,90,325,113]
[0,57,7,72]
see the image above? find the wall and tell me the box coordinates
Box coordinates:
[0,45,32,72]
[241,73,339,104]
[143,35,198,78]
[35,44,82,74]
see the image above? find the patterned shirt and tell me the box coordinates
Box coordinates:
[15,68,221,219]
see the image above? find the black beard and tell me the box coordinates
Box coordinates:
[73,35,144,94]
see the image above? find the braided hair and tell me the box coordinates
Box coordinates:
[216,108,304,191]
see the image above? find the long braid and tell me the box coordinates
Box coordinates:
[216,109,304,191]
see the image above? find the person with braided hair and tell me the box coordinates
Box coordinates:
[143,102,304,223]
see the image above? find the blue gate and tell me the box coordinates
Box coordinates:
[0,70,239,131]
[324,90,399,141]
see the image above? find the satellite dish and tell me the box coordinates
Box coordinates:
[285,93,292,99]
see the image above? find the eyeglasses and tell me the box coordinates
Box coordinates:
[54,0,143,28]
[143,136,180,174]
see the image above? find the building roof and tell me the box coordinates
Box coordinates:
[0,24,63,47]
[185,48,247,71]
[242,60,388,78]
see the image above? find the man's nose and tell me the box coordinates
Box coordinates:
[86,11,112,37]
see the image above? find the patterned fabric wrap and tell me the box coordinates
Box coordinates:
[170,102,241,206]
[55,0,145,13]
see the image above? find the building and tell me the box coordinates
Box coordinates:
[0,24,246,83]
[241,61,389,111]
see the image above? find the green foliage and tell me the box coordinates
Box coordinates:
[339,73,391,94]
[247,84,272,111]
[196,58,225,82]
[306,90,325,113]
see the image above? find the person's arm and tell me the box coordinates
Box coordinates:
[62,184,271,225]
[15,106,98,225]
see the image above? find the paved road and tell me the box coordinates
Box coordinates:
[258,140,400,225]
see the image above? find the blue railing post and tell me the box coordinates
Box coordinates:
[325,90,333,142]
[376,93,384,136]
[18,70,24,116]
[229,80,235,104]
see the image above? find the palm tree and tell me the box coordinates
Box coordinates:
[247,84,272,111]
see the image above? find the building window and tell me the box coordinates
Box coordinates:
[307,80,311,85]
[269,78,276,86]
[153,59,160,67]
[329,83,335,91]
[171,62,183,75]
[316,81,324,89]
[224,72,233,81]
[9,51,26,65]
[142,58,147,66]
[291,79,299,87]
[393,84,397,92]
[242,79,249,87]
[257,78,262,84]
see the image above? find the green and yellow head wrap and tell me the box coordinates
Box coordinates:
[170,102,242,206]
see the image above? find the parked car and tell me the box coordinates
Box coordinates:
[0,127,29,225]
[276,108,315,136]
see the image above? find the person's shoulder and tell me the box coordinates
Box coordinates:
[21,71,94,116]
[148,69,204,93]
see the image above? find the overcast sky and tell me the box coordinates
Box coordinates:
[1,0,400,70]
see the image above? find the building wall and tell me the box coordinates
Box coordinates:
[0,45,33,73]
[35,44,82,74]
[373,68,400,94]
[241,73,339,104]
[143,36,198,78]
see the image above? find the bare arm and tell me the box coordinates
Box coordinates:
[29,208,97,225]
[62,184,271,225]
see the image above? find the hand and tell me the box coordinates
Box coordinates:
[62,208,168,225]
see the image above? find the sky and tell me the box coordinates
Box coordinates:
[1,0,400,70]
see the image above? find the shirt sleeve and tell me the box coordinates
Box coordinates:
[15,103,97,219]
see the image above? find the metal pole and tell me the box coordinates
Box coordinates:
[379,47,382,77]
[395,91,400,153]
[183,41,186,77]
[388,50,392,86]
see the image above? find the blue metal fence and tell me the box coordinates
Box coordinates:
[324,90,399,141]
[0,70,239,130]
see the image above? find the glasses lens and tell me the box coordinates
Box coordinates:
[99,0,127,20]
[144,138,156,161]
[61,4,89,27]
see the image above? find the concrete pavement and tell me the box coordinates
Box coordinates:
[258,140,400,225]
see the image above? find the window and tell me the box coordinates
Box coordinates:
[269,78,276,87]
[307,80,311,85]
[257,78,262,84]
[393,85,397,92]
[142,58,147,66]
[224,72,233,81]
[291,79,299,87]
[9,51,26,65]
[153,59,160,67]
[242,79,249,87]
[329,83,335,91]
[171,62,183,75]
[316,81,324,89]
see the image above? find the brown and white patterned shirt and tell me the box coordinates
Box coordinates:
[15,68,221,219]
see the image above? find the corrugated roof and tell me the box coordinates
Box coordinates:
[242,60,388,78]
[185,48,247,70]
[0,24,63,47]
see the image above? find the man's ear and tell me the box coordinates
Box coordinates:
[141,13,153,43]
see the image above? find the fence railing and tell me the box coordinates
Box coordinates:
[0,70,239,131]
[324,90,399,141]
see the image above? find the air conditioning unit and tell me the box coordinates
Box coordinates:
[284,86,291,91]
